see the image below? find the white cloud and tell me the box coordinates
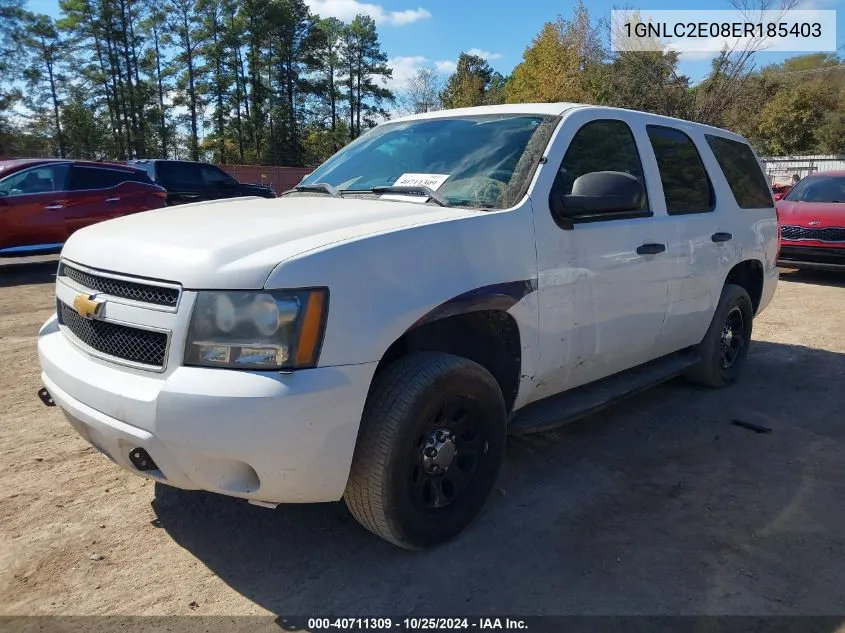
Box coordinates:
[387,56,456,90]
[305,0,431,25]
[466,48,502,60]
[387,55,430,91]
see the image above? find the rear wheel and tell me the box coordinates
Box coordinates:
[685,283,754,388]
[344,352,506,549]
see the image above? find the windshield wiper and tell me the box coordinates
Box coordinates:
[367,185,451,207]
[290,182,341,198]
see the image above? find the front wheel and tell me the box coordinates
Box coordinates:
[344,352,507,549]
[685,283,754,388]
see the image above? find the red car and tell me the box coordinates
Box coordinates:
[0,159,167,253]
[776,170,845,271]
[771,183,792,201]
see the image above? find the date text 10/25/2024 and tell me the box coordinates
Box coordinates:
[303,618,528,630]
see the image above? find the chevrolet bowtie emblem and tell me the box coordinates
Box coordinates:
[73,294,104,319]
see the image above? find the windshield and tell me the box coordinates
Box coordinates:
[784,175,845,203]
[301,114,559,209]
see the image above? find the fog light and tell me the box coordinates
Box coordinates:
[129,447,158,471]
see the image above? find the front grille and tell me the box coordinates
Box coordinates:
[781,225,845,243]
[60,263,180,308]
[58,301,168,368]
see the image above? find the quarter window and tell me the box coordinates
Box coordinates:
[647,126,714,214]
[69,166,142,191]
[705,135,774,209]
[552,119,647,209]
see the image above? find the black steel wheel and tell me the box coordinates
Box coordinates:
[408,395,489,512]
[719,306,745,369]
[685,283,754,388]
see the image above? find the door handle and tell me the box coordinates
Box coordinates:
[44,204,64,210]
[105,197,120,203]
[636,243,666,255]
[711,232,733,243]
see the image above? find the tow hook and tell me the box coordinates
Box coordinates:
[37,387,55,407]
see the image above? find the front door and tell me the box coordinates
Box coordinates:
[0,163,71,249]
[530,113,672,402]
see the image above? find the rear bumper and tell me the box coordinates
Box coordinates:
[38,314,378,503]
[778,244,845,271]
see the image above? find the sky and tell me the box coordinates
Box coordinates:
[23,0,845,92]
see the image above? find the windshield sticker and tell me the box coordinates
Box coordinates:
[392,173,450,190]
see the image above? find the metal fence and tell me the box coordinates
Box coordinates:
[761,155,845,185]
[218,165,312,193]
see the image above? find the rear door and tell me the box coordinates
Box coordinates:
[64,165,137,236]
[0,163,70,249]
[157,161,207,205]
[642,125,727,355]
[531,112,673,399]
[200,164,240,199]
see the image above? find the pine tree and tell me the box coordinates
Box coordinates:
[166,0,203,160]
[440,53,496,109]
[341,14,392,139]
[21,13,67,157]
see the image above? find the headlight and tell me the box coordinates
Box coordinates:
[184,288,328,370]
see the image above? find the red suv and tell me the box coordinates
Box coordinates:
[0,159,167,253]
[776,170,845,271]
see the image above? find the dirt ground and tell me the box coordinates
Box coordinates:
[0,257,844,616]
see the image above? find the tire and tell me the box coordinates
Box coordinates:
[344,352,507,550]
[685,283,754,388]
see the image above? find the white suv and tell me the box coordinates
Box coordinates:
[37,103,779,549]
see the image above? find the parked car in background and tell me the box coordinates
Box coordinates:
[127,159,276,205]
[771,183,792,201]
[777,171,845,270]
[0,159,167,252]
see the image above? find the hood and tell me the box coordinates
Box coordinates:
[776,200,845,228]
[61,195,477,289]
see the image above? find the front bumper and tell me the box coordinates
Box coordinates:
[38,315,377,503]
[778,244,845,271]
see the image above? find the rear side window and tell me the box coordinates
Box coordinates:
[705,135,773,209]
[553,119,646,208]
[69,166,148,191]
[158,162,204,188]
[201,164,233,185]
[647,126,714,214]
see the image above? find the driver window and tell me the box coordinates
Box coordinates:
[551,119,646,210]
[0,164,70,197]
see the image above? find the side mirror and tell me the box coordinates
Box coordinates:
[551,171,645,230]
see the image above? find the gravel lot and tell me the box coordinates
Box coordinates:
[1,258,844,616]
